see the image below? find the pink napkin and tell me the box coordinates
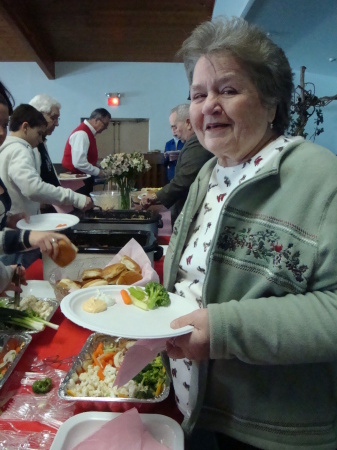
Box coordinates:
[71,408,169,450]
[52,204,74,214]
[114,338,166,388]
[105,238,160,286]
[59,179,85,191]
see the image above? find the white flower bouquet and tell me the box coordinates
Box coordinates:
[100,152,151,209]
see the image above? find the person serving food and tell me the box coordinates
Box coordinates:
[164,17,337,450]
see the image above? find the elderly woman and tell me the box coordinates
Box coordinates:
[164,17,337,450]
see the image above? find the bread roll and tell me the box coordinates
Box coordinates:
[57,278,82,290]
[102,263,127,281]
[81,268,103,280]
[107,268,128,285]
[116,270,143,285]
[52,239,78,267]
[82,279,109,289]
[120,255,141,273]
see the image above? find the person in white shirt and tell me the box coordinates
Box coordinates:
[62,108,111,195]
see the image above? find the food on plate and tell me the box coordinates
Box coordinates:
[116,270,142,285]
[56,223,67,228]
[120,289,132,305]
[52,239,78,267]
[141,187,161,192]
[0,301,59,331]
[82,297,107,313]
[81,268,103,281]
[66,339,166,399]
[32,377,53,394]
[82,279,108,289]
[57,278,82,291]
[120,255,141,273]
[82,290,116,313]
[126,282,170,311]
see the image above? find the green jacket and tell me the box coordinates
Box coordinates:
[164,137,337,449]
[156,134,212,224]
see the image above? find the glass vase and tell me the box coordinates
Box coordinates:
[114,177,134,210]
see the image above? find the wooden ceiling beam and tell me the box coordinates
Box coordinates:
[0,1,55,79]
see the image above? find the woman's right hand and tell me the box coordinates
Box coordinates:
[166,309,210,361]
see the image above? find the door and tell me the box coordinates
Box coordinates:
[95,118,149,157]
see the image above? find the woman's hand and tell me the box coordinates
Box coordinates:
[6,212,29,229]
[28,231,72,259]
[166,309,210,360]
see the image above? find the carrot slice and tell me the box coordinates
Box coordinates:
[121,289,132,305]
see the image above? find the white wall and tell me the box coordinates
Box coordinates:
[0,61,189,163]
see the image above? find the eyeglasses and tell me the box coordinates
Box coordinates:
[97,118,110,128]
[46,113,60,123]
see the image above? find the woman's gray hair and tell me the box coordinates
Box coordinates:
[171,103,190,122]
[29,93,61,113]
[178,17,294,134]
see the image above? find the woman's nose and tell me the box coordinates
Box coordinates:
[202,93,222,115]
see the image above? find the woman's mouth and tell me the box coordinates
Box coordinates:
[205,123,228,131]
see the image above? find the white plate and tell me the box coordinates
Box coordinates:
[10,280,56,299]
[58,173,91,181]
[17,213,79,231]
[60,285,198,339]
[50,411,184,450]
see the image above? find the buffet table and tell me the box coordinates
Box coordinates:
[0,205,181,448]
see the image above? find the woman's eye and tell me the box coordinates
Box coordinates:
[191,93,206,101]
[222,88,236,95]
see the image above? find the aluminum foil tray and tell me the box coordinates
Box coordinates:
[58,333,170,407]
[0,296,59,334]
[0,332,32,390]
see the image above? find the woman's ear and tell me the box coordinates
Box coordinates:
[268,105,277,125]
[186,118,192,131]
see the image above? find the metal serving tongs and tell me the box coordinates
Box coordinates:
[12,263,22,309]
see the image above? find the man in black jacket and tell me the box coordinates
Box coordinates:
[141,103,212,225]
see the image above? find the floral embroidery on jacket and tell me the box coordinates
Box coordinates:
[217,226,309,282]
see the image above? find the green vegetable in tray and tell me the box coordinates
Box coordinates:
[133,356,166,399]
[127,282,170,311]
[0,303,59,332]
[32,377,53,394]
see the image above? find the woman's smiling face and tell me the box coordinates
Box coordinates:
[189,53,276,167]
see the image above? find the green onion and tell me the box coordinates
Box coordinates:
[0,305,59,331]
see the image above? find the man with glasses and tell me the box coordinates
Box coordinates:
[29,94,61,188]
[62,108,111,195]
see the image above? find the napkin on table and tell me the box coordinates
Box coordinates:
[71,407,170,450]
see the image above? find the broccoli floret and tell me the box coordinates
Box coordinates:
[133,356,166,399]
[144,282,170,309]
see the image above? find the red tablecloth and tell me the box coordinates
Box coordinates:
[0,232,182,448]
